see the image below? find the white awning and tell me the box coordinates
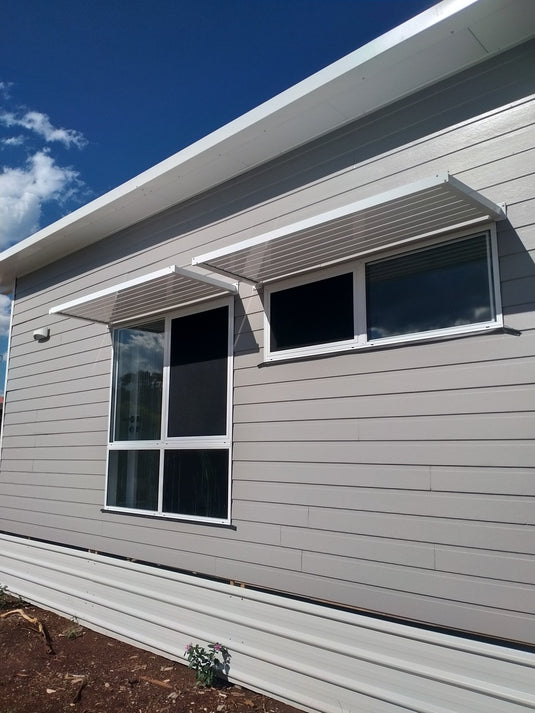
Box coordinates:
[192,173,506,286]
[49,265,238,324]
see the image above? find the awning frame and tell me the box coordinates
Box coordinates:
[49,265,238,325]
[192,173,506,287]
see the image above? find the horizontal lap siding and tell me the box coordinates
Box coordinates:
[1,44,534,644]
[232,71,535,641]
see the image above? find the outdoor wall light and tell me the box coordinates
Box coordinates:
[33,327,50,342]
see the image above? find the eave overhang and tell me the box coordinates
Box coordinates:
[49,266,238,325]
[192,174,506,286]
[1,0,533,293]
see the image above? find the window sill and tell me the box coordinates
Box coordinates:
[101,508,234,529]
[258,325,520,368]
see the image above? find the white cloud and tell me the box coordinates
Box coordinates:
[0,110,86,149]
[0,82,12,98]
[0,294,11,337]
[0,150,81,248]
[0,87,89,393]
[2,135,25,146]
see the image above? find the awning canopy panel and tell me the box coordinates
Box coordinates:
[49,266,238,324]
[192,174,506,285]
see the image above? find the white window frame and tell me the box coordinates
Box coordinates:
[264,225,502,362]
[104,296,234,524]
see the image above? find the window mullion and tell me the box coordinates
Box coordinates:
[157,447,165,513]
[159,315,172,513]
[161,315,171,443]
[488,224,502,324]
[354,262,367,346]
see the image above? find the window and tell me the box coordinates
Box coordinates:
[106,300,232,523]
[265,230,500,360]
[270,272,354,351]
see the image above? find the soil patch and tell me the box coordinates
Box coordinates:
[0,594,303,713]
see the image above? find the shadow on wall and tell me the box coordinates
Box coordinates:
[497,221,535,325]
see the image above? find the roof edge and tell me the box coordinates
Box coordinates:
[1,0,533,291]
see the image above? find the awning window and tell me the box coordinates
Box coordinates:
[49,265,238,324]
[192,173,505,286]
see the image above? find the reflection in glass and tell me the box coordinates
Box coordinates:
[107,450,159,510]
[163,449,228,518]
[366,234,494,340]
[112,321,164,440]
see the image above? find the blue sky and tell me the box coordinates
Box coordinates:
[0,0,436,389]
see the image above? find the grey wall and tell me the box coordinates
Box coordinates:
[1,42,534,645]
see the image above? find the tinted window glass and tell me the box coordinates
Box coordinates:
[163,449,228,518]
[107,450,159,510]
[366,235,494,340]
[270,273,354,351]
[168,306,228,437]
[112,321,164,441]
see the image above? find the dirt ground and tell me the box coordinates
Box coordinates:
[0,593,304,713]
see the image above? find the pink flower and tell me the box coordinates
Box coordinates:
[185,644,191,652]
[213,643,221,652]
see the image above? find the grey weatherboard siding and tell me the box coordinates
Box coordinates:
[1,40,534,646]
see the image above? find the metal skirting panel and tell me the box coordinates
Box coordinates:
[0,534,533,713]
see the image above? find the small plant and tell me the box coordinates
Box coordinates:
[63,616,84,640]
[184,641,230,687]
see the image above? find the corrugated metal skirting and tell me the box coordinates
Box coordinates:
[0,533,533,713]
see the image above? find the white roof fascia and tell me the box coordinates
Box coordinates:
[49,265,238,325]
[192,173,506,285]
[1,0,533,292]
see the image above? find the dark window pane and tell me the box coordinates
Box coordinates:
[168,306,228,437]
[107,450,159,510]
[112,321,164,441]
[270,273,354,351]
[163,449,228,518]
[366,235,494,340]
